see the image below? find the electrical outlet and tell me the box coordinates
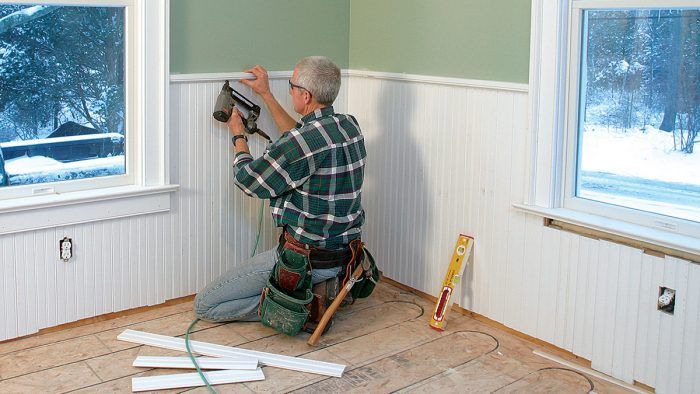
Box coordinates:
[60,237,73,262]
[658,287,676,314]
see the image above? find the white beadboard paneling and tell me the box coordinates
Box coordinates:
[486,91,512,323]
[633,252,664,387]
[521,214,545,337]
[620,246,643,383]
[588,241,644,384]
[553,230,570,348]
[502,211,528,331]
[0,73,325,341]
[561,231,579,352]
[656,256,691,394]
[503,92,529,327]
[166,76,326,294]
[347,74,698,393]
[481,90,504,320]
[1,71,698,394]
[15,234,28,337]
[680,262,700,391]
[537,226,561,344]
[2,235,16,339]
[592,240,619,376]
[573,234,600,361]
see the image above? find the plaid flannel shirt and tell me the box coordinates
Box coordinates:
[233,106,366,248]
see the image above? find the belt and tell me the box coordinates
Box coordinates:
[279,231,352,269]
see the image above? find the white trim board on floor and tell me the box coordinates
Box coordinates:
[117,329,346,377]
[131,368,265,392]
[132,356,258,370]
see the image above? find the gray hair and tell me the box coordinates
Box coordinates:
[294,56,341,105]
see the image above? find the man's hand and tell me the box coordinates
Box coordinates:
[227,108,246,136]
[240,64,297,133]
[241,65,271,97]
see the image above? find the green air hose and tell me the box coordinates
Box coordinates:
[184,199,266,392]
[185,318,215,393]
[251,197,265,257]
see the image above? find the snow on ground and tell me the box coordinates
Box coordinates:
[581,124,700,186]
[579,124,700,220]
[4,154,125,185]
[582,189,700,223]
[1,132,123,147]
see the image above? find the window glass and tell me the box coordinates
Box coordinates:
[0,4,125,187]
[576,9,700,222]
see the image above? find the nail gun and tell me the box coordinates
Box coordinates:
[212,80,272,143]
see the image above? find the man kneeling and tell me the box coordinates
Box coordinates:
[195,56,374,336]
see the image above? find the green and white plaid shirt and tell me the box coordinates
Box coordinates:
[233,106,366,249]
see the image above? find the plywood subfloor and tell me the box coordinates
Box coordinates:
[0,282,636,393]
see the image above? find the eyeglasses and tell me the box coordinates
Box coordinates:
[288,79,311,96]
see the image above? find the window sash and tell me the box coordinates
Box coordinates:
[0,0,139,201]
[561,0,700,237]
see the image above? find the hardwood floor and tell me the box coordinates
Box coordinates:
[0,282,636,393]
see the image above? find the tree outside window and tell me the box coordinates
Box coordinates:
[0,4,126,187]
[576,9,700,223]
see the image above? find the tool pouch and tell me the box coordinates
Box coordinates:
[273,248,311,292]
[259,279,314,336]
[350,247,381,300]
[260,248,314,336]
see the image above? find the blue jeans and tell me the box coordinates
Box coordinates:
[194,247,341,322]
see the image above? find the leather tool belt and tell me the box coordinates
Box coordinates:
[278,231,353,269]
[259,230,378,336]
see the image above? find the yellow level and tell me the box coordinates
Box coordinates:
[429,234,474,331]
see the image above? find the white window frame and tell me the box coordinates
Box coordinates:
[517,0,700,255]
[0,0,176,235]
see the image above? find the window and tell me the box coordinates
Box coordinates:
[523,0,700,252]
[0,0,173,235]
[0,4,127,192]
[564,2,700,234]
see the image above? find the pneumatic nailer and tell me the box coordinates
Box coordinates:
[212,80,272,143]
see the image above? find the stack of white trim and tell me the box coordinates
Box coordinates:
[118,329,346,392]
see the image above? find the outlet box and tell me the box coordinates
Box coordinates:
[60,237,73,262]
[658,287,676,314]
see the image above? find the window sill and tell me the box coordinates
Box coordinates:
[512,203,700,258]
[0,184,179,235]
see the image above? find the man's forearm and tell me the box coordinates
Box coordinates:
[261,92,297,133]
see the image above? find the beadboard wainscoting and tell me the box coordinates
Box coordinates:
[346,71,699,392]
[1,71,698,393]
[0,74,346,342]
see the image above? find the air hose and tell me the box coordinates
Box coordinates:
[184,199,266,393]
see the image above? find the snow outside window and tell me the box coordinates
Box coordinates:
[0,1,137,201]
[562,2,700,236]
[0,0,173,235]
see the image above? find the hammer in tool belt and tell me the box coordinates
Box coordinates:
[307,246,373,346]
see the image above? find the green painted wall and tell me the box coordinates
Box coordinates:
[170,0,350,74]
[170,0,531,83]
[349,0,531,83]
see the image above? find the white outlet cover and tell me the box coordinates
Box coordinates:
[60,238,72,261]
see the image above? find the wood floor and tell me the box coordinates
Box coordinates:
[0,282,635,393]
